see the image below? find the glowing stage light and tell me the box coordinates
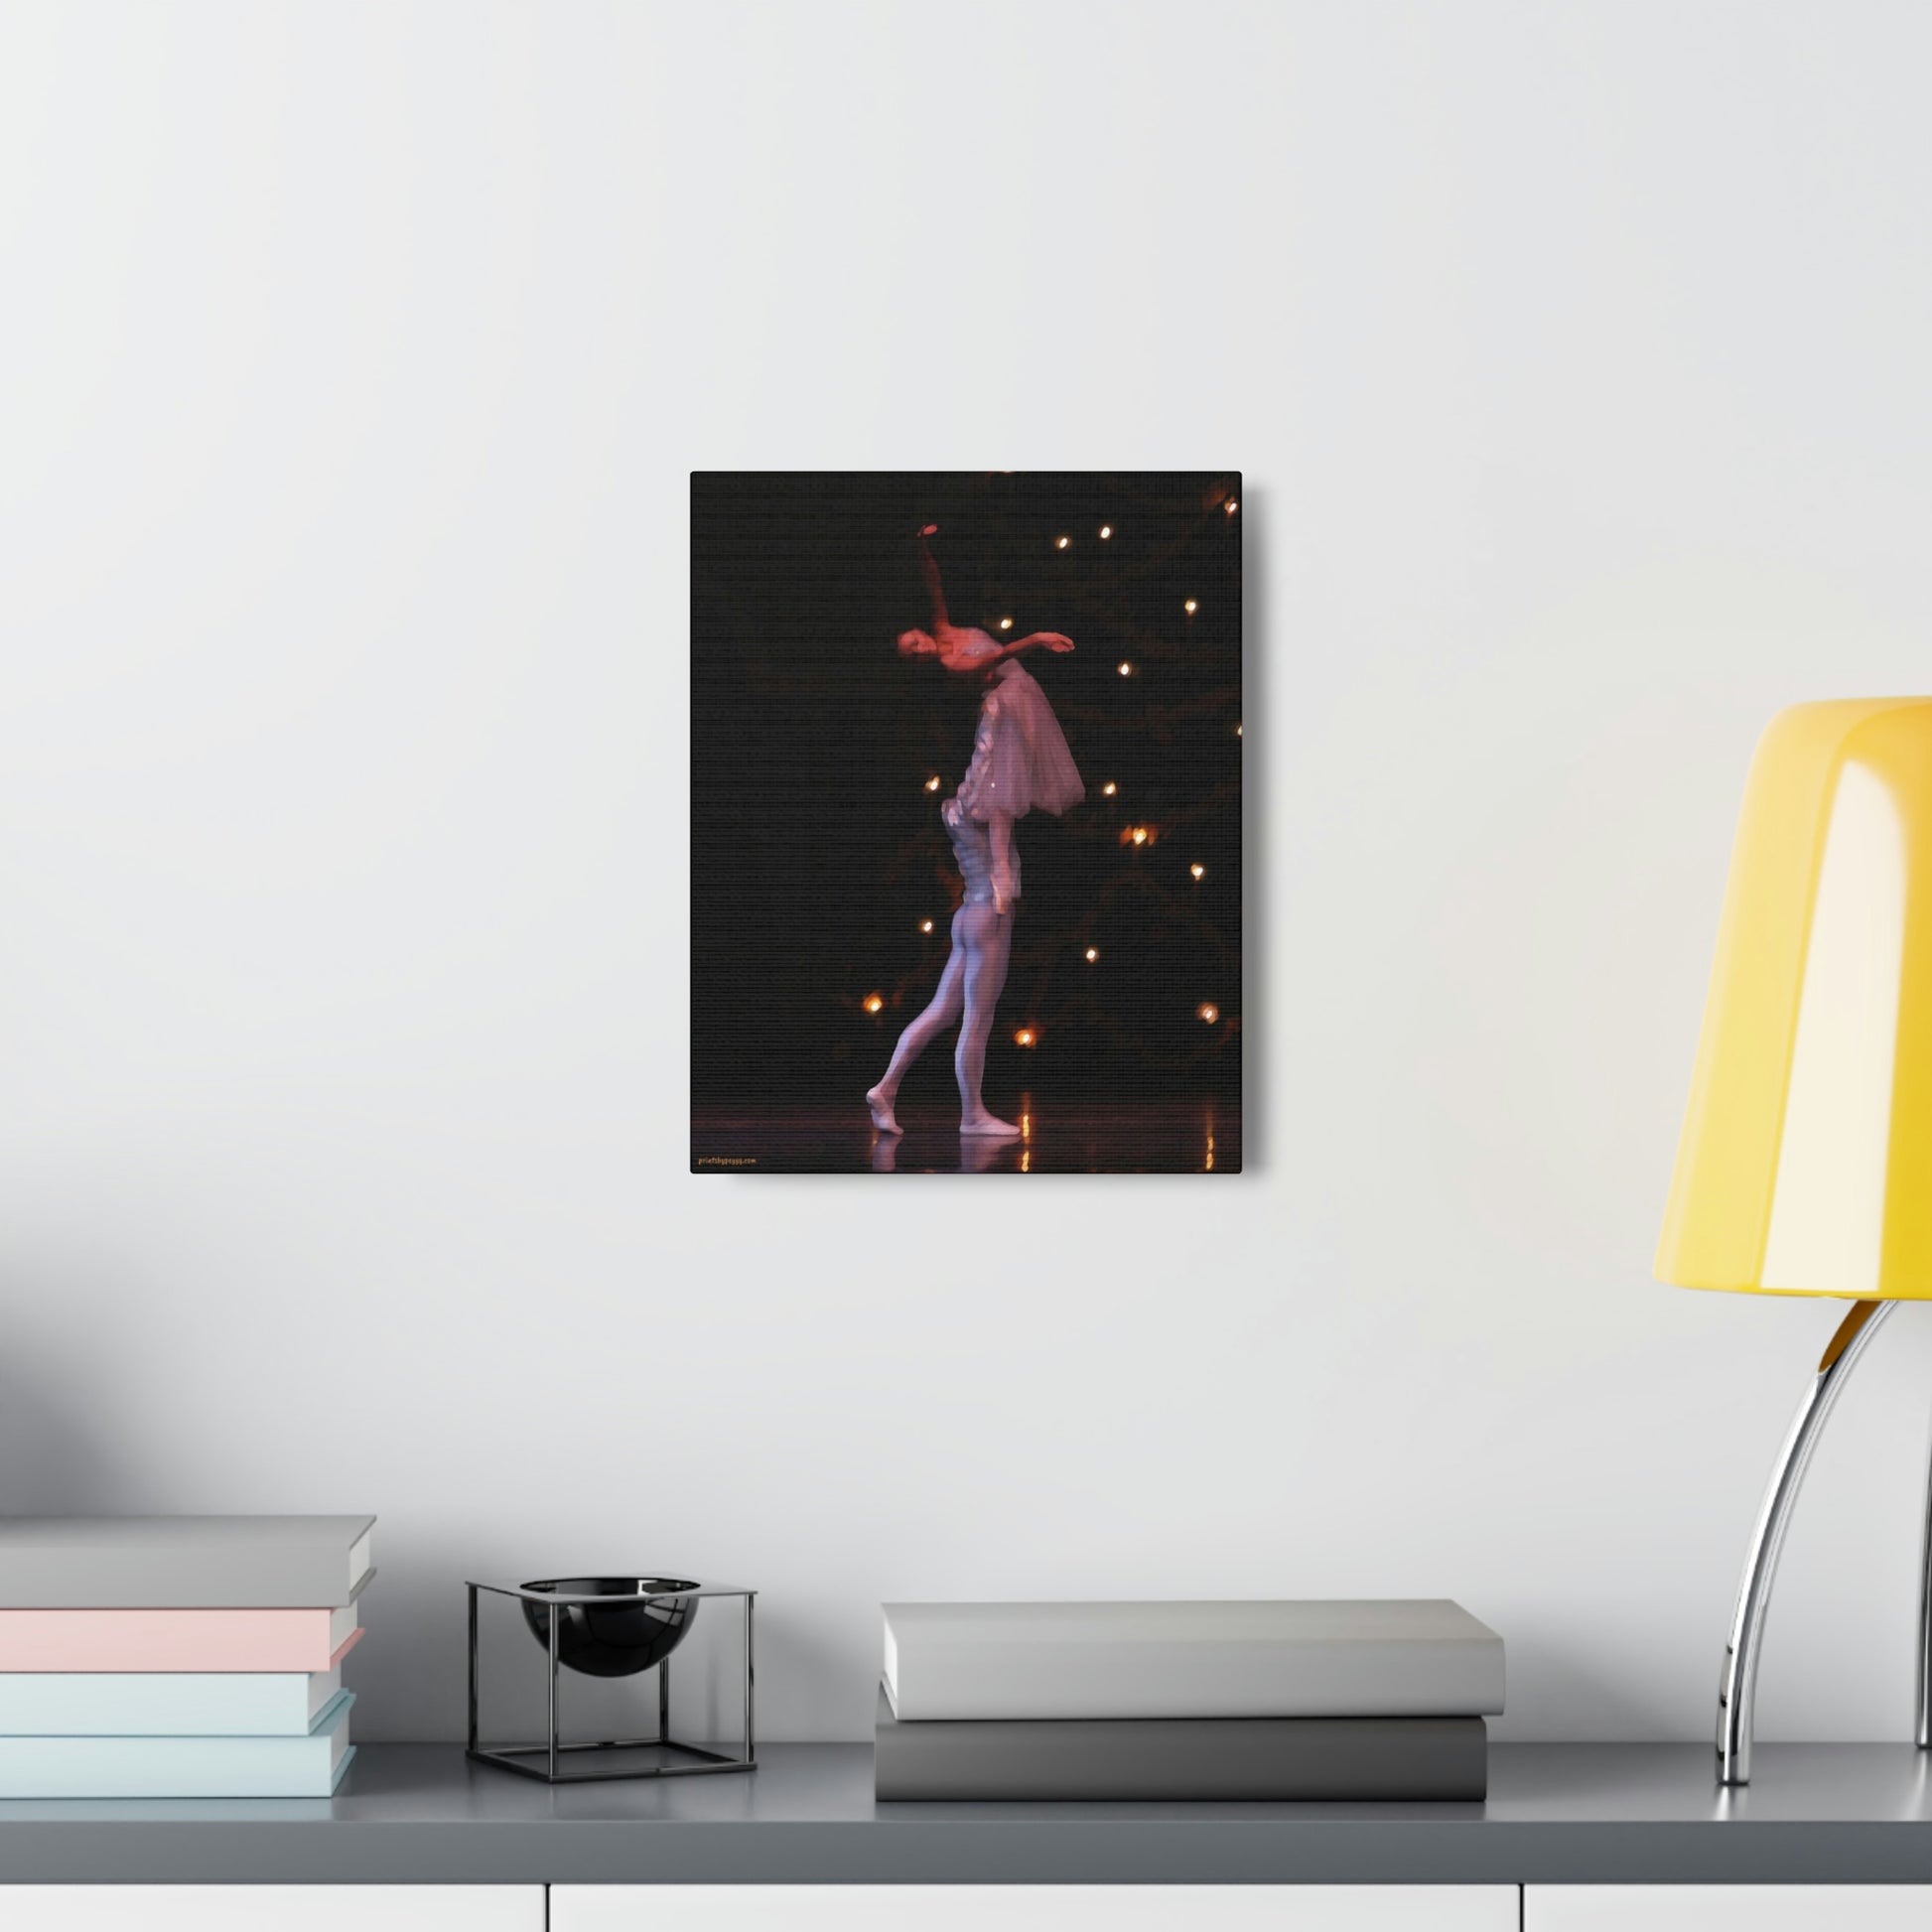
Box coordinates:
[925,774,942,791]
[1226,499,1238,515]
[864,994,885,1015]
[1055,535,1070,550]
[1190,863,1204,881]
[1099,524,1112,539]
[998,617,1013,630]
[1196,1003,1219,1025]
[1084,947,1099,963]
[919,918,934,934]
[1014,1027,1037,1047]
[1184,599,1198,615]
[1117,661,1133,677]
[1101,781,1117,796]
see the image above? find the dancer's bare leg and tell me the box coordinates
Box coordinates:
[867,943,966,1133]
[956,904,1020,1136]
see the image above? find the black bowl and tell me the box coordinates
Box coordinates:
[519,1577,700,1679]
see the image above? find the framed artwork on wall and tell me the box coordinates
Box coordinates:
[691,472,1241,1174]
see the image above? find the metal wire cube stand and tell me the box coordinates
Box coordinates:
[466,1580,756,1784]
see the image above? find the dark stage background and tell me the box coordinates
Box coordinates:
[692,472,1242,1142]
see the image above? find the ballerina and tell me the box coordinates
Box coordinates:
[868,526,1085,1139]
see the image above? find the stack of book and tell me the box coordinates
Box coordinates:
[876,1599,1503,1801]
[0,1516,374,1797]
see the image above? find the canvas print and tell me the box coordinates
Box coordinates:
[692,472,1241,1173]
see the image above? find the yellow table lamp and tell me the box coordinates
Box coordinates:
[1659,696,1932,1784]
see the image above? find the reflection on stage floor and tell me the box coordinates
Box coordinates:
[691,1099,1237,1174]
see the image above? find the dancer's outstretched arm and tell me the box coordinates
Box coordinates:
[924,629,1077,677]
[916,525,951,634]
[993,631,1075,661]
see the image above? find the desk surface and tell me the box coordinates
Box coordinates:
[2,1743,1932,1884]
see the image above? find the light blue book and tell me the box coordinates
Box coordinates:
[0,1665,343,1735]
[0,1691,352,1797]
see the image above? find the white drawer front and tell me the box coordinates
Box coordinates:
[1528,1886,1932,1931]
[553,1885,1517,1931]
[0,1886,544,1931]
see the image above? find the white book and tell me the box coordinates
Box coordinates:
[881,1599,1506,1721]
[0,1664,342,1734]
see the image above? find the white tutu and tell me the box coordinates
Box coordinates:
[957,662,1085,821]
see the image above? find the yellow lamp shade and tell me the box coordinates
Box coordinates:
[1658,698,1932,1299]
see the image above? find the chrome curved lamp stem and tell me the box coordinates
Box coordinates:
[1918,1390,1932,1750]
[1718,1298,1896,1785]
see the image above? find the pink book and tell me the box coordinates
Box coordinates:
[0,1602,361,1672]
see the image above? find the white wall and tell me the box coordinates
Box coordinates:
[4,0,1932,1744]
